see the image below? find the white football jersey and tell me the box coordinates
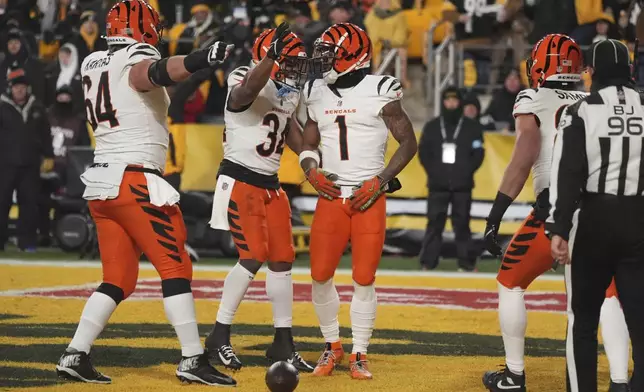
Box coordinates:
[223,66,300,176]
[302,75,402,185]
[80,43,170,171]
[512,87,587,197]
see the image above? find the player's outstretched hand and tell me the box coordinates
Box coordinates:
[306,168,341,200]
[350,176,385,212]
[483,220,502,257]
[207,41,234,65]
[266,22,293,60]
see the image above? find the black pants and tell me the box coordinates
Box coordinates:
[566,195,644,392]
[419,190,472,269]
[0,165,41,249]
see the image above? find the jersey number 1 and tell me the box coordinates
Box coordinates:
[82,71,119,130]
[335,115,349,161]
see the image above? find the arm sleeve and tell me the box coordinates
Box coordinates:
[545,105,588,240]
[375,76,403,117]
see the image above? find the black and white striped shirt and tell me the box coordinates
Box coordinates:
[546,85,644,239]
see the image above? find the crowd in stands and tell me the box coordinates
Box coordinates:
[2,0,644,251]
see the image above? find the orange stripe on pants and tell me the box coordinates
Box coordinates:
[497,210,618,297]
[89,171,192,298]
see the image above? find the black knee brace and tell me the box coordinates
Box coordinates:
[96,282,125,305]
[161,278,192,298]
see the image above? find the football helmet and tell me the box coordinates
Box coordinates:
[252,28,308,89]
[527,33,582,88]
[310,23,372,84]
[106,0,163,47]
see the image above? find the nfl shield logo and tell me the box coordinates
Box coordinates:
[222,183,228,190]
[337,100,342,107]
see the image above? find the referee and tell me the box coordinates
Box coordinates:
[546,39,643,392]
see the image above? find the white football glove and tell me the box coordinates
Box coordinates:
[207,42,234,65]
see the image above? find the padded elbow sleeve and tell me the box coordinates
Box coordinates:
[148,58,175,87]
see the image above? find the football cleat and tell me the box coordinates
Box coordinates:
[210,344,243,371]
[313,341,344,376]
[176,352,236,386]
[56,348,111,384]
[609,381,631,392]
[349,352,372,380]
[285,351,314,373]
[483,365,526,392]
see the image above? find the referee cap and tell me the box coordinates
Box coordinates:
[585,39,631,80]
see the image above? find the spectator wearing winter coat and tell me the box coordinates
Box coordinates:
[0,29,46,104]
[44,43,83,112]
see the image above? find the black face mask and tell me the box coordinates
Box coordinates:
[441,106,462,124]
[55,101,73,115]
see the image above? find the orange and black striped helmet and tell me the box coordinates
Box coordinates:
[311,23,371,83]
[527,34,582,88]
[106,0,163,47]
[252,28,308,88]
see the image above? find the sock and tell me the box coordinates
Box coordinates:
[216,262,255,325]
[312,279,340,343]
[600,296,630,383]
[498,283,527,376]
[350,281,377,354]
[164,292,204,357]
[266,269,293,328]
[68,292,117,353]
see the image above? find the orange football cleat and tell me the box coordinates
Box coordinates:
[312,341,344,376]
[349,353,372,380]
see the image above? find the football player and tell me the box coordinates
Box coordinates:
[299,23,417,380]
[205,23,313,373]
[482,34,631,392]
[55,0,236,386]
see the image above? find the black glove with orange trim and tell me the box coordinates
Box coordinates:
[350,176,386,212]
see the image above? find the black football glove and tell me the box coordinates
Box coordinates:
[483,220,503,257]
[266,22,293,60]
[206,41,234,65]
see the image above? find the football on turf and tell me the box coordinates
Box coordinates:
[265,361,299,392]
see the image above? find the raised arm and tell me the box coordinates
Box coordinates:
[228,22,293,111]
[129,41,232,93]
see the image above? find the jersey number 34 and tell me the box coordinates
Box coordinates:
[82,71,119,130]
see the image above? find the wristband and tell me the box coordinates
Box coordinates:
[299,150,320,167]
[183,49,210,73]
[487,191,513,226]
